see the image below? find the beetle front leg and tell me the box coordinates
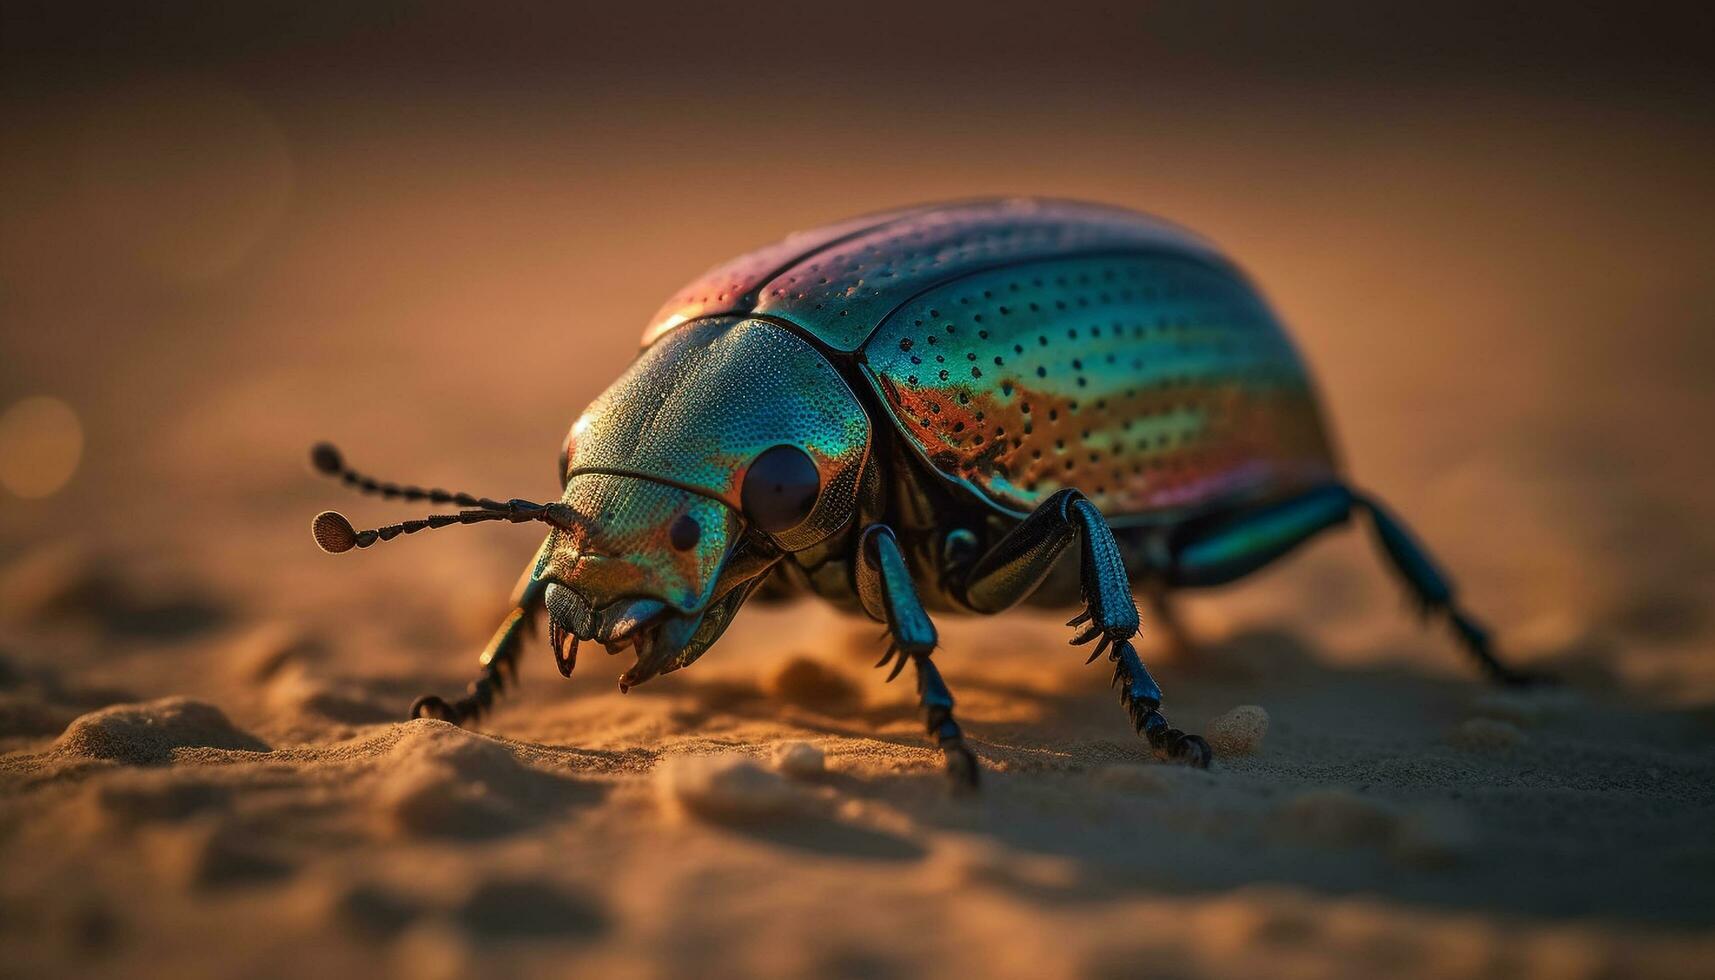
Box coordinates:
[856,524,979,790]
[410,536,552,727]
[956,489,1211,768]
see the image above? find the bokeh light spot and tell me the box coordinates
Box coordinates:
[0,396,84,499]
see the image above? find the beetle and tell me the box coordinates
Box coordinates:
[309,197,1544,788]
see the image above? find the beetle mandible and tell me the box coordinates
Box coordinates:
[308,197,1545,788]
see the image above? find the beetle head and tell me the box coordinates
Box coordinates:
[545,316,873,685]
[307,316,872,690]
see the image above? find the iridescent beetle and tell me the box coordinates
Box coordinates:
[309,198,1543,787]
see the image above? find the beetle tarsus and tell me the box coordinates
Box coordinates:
[1153,727,1213,768]
[940,735,980,792]
[918,656,979,791]
[408,594,542,729]
[409,694,456,722]
[1452,609,1556,687]
[407,660,507,728]
[1112,640,1212,769]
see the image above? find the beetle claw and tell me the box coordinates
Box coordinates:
[885,648,911,682]
[1085,634,1113,664]
[549,621,578,678]
[1070,622,1103,646]
[1067,608,1093,628]
[875,641,899,669]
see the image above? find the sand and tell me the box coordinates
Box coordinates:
[4,63,1714,980]
[3,577,1713,979]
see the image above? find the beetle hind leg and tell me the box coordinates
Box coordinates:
[1353,492,1551,687]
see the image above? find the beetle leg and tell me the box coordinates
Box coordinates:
[856,524,979,790]
[409,536,553,727]
[1353,492,1552,687]
[955,489,1211,768]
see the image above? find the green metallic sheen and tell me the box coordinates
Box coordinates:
[862,251,1337,524]
[564,315,873,553]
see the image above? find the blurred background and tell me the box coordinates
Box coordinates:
[3,2,1714,976]
[4,3,1712,678]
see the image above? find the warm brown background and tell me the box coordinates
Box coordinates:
[3,3,1713,978]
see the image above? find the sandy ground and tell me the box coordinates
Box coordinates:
[3,76,1714,978]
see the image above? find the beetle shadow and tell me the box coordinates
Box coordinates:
[632,671,930,748]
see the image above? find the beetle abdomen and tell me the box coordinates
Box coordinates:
[861,252,1338,522]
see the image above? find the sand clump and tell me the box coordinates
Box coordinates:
[763,656,863,715]
[372,720,544,839]
[771,740,826,779]
[1449,717,1525,751]
[656,752,803,822]
[1206,704,1270,756]
[53,697,267,764]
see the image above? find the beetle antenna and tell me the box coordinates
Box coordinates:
[311,503,560,554]
[308,442,566,555]
[310,441,511,510]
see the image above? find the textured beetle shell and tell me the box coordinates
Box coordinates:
[543,474,741,613]
[863,253,1337,521]
[565,316,872,552]
[645,203,934,343]
[643,198,1222,352]
[642,199,1338,525]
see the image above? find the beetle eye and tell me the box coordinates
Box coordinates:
[740,445,820,535]
[668,513,701,551]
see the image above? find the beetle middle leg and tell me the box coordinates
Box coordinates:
[856,524,980,790]
[410,538,551,727]
[956,489,1212,768]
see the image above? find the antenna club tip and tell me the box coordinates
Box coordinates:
[310,442,344,475]
[312,510,358,554]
